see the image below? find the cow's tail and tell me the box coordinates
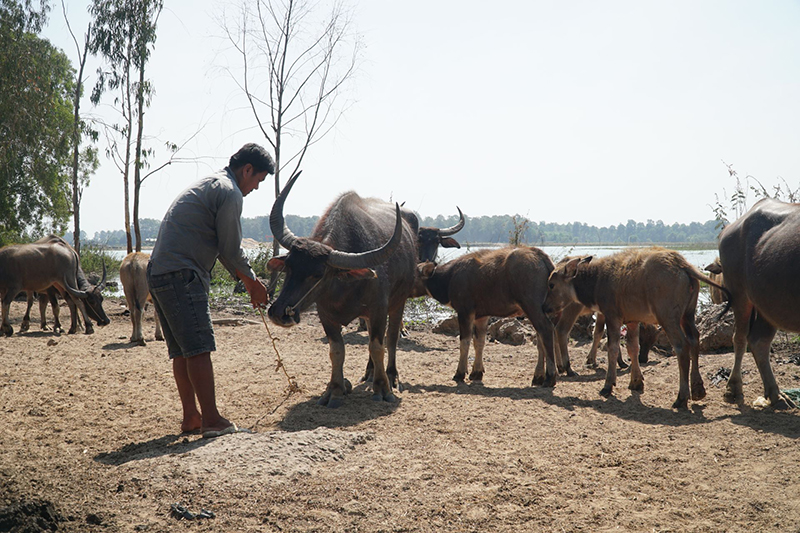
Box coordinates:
[685,267,732,318]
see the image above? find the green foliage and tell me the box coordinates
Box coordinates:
[508,215,530,246]
[79,244,122,279]
[404,296,454,329]
[248,243,273,278]
[0,0,75,245]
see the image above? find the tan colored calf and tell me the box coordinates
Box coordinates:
[120,252,162,345]
[544,247,729,409]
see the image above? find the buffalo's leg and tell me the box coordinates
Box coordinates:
[367,313,394,403]
[682,312,705,401]
[386,304,405,392]
[747,314,793,409]
[319,322,351,408]
[601,316,622,397]
[21,292,34,332]
[586,313,605,368]
[360,317,375,383]
[724,302,753,404]
[527,306,557,387]
[469,316,488,381]
[554,304,580,376]
[1,293,15,336]
[625,321,644,392]
[454,312,475,382]
[661,318,691,409]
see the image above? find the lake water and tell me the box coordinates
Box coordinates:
[108,244,719,270]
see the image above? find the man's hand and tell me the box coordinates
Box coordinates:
[237,270,269,309]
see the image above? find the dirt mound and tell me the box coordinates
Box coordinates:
[0,500,63,533]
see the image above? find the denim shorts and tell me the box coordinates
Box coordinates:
[146,264,216,358]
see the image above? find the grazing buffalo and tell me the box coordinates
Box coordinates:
[416,207,465,262]
[543,247,730,408]
[704,258,727,305]
[415,246,558,386]
[717,198,800,409]
[121,252,163,345]
[267,174,417,408]
[0,239,110,336]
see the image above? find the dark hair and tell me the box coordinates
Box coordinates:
[229,143,275,174]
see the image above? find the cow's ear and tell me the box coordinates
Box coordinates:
[417,261,436,279]
[705,259,722,274]
[564,257,582,278]
[267,256,286,272]
[439,237,461,249]
[335,268,377,281]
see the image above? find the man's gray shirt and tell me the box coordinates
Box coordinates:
[149,167,256,292]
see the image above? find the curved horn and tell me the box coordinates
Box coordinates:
[62,278,88,299]
[439,206,465,236]
[327,203,404,270]
[269,170,303,250]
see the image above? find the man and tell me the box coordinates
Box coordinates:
[147,143,274,438]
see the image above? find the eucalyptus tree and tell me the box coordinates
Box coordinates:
[89,0,162,253]
[222,0,363,267]
[0,0,74,245]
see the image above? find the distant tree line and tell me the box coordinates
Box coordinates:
[66,214,720,248]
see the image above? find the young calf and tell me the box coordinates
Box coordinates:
[120,252,163,345]
[416,246,558,386]
[544,247,729,409]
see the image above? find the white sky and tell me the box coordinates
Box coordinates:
[43,0,800,237]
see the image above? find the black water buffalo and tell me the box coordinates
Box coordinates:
[267,174,417,408]
[0,238,110,336]
[544,247,730,409]
[718,198,800,409]
[415,246,558,386]
[416,207,465,262]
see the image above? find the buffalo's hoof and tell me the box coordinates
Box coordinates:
[691,384,707,401]
[599,386,613,398]
[388,372,403,392]
[468,371,484,382]
[2,325,13,337]
[639,353,649,364]
[564,367,578,377]
[155,334,165,341]
[723,389,743,404]
[20,322,30,333]
[360,371,374,384]
[585,359,597,369]
[541,374,556,388]
[628,380,644,393]
[84,327,95,335]
[672,396,689,410]
[774,395,796,410]
[371,391,397,403]
[453,372,466,383]
[317,394,344,409]
[531,374,545,386]
[617,358,629,370]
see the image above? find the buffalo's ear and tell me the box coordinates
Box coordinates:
[417,261,436,280]
[563,257,583,278]
[335,268,377,281]
[439,237,461,249]
[267,256,287,272]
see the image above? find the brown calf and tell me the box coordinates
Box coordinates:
[416,246,558,386]
[120,252,162,345]
[544,247,729,409]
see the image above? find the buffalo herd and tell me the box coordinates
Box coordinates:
[1,184,797,411]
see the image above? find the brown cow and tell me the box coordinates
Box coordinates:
[543,246,730,408]
[120,252,163,345]
[718,198,800,409]
[415,246,558,386]
[704,258,727,305]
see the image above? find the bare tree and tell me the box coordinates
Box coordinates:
[222,0,363,264]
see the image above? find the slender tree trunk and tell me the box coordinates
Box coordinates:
[71,41,88,254]
[133,61,145,252]
[123,48,134,255]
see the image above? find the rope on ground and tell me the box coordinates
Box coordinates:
[257,307,301,400]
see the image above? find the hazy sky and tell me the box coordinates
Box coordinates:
[43,0,800,237]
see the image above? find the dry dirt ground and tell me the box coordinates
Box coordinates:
[1,297,800,533]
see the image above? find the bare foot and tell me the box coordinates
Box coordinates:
[200,417,233,435]
[181,414,202,434]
